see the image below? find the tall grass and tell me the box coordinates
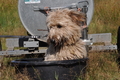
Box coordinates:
[0,0,26,35]
[85,52,120,80]
[0,0,27,49]
[89,0,120,44]
[0,1,27,79]
[0,0,120,80]
[0,0,27,35]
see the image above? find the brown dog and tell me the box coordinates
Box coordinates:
[45,9,87,61]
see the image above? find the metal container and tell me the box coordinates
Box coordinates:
[18,0,94,41]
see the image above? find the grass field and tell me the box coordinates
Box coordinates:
[89,0,120,44]
[0,0,120,80]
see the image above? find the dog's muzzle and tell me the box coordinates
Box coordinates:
[50,39,56,44]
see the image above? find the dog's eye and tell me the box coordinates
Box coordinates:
[57,25,62,28]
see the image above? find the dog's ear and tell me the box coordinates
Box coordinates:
[68,10,86,25]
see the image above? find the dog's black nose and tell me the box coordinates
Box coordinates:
[50,39,55,43]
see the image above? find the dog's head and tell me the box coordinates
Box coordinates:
[46,9,86,46]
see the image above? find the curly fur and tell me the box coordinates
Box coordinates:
[45,9,87,61]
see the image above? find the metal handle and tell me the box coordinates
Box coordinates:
[34,1,89,11]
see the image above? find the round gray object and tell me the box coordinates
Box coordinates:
[18,0,94,41]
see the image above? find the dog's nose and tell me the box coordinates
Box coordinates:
[50,39,55,43]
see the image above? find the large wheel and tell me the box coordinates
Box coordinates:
[117,26,120,54]
[117,27,120,67]
[0,40,3,67]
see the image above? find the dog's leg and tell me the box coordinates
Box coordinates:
[44,43,57,61]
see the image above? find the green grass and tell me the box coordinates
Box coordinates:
[0,0,120,80]
[0,0,27,50]
[0,0,27,34]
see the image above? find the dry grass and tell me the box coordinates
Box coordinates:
[0,0,120,80]
[85,52,120,80]
[89,0,120,44]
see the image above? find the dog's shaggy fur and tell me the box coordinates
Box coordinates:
[45,9,87,61]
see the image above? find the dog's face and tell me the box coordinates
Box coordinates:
[46,9,85,46]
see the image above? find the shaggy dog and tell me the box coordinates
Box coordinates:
[45,9,87,61]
